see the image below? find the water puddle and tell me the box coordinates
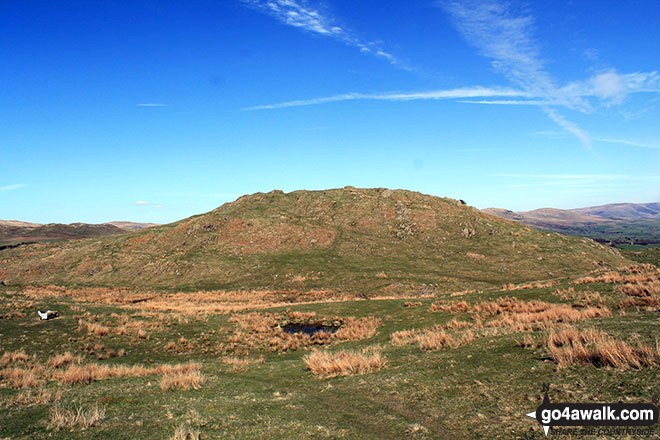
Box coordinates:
[281,323,340,336]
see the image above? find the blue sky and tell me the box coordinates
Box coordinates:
[2,0,659,224]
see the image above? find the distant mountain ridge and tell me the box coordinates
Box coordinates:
[572,202,660,219]
[0,220,157,247]
[482,202,660,247]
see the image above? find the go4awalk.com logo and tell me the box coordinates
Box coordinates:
[525,384,658,437]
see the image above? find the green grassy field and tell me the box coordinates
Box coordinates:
[2,262,659,439]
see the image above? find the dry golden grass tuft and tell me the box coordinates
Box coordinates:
[501,280,556,291]
[160,368,205,392]
[484,304,611,330]
[562,265,660,309]
[545,326,660,370]
[449,289,476,297]
[572,265,659,286]
[286,310,317,320]
[430,300,469,313]
[55,361,202,385]
[334,317,380,341]
[229,312,279,333]
[443,318,471,329]
[48,403,106,430]
[222,356,265,366]
[417,330,456,351]
[1,368,43,389]
[391,325,481,350]
[78,320,110,337]
[390,329,418,346]
[303,347,386,377]
[171,424,201,440]
[222,356,265,371]
[57,365,96,385]
[47,352,82,369]
[0,350,30,368]
[403,302,422,308]
[9,389,62,407]
[553,288,604,308]
[430,297,611,330]
[615,280,660,298]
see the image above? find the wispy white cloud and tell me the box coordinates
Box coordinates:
[246,69,660,115]
[440,0,592,146]
[243,86,527,110]
[0,183,26,192]
[594,137,660,150]
[241,0,407,68]
[137,103,167,107]
[542,107,592,149]
[135,201,149,205]
[440,1,555,96]
[560,70,660,106]
[459,99,552,105]
[529,132,660,151]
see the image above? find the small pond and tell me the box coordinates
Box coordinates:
[281,323,341,336]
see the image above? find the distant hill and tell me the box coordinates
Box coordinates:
[0,188,626,294]
[106,221,159,231]
[573,202,660,219]
[0,220,156,248]
[482,202,660,247]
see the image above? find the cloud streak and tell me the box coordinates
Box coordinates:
[542,107,592,149]
[0,184,26,192]
[241,0,407,68]
[137,103,167,107]
[440,0,556,97]
[594,138,660,150]
[244,86,527,110]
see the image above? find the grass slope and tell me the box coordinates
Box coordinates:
[1,264,659,439]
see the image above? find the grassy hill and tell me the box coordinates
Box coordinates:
[0,188,626,293]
